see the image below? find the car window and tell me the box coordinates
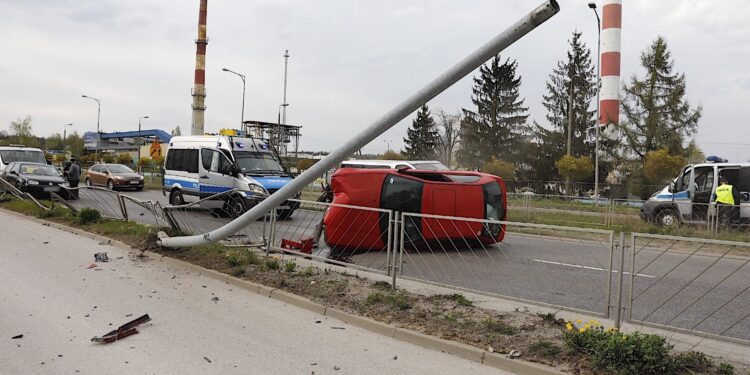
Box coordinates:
[107,165,133,173]
[739,167,750,202]
[676,167,691,191]
[693,167,713,194]
[201,149,214,171]
[381,175,423,213]
[166,149,199,173]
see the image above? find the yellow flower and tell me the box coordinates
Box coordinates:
[579,328,585,333]
[566,324,573,331]
[577,319,582,324]
[623,335,628,340]
[584,324,590,330]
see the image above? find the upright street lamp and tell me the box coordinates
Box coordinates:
[81,94,101,162]
[589,2,602,205]
[383,139,393,153]
[222,68,246,127]
[138,115,150,171]
[63,123,73,154]
[277,103,289,155]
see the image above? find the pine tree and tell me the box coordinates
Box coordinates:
[171,125,182,137]
[457,56,529,170]
[402,104,440,160]
[533,31,597,181]
[620,36,701,159]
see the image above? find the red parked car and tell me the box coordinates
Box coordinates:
[323,168,507,252]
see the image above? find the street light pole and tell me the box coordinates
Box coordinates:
[383,139,393,153]
[81,94,101,162]
[63,123,73,154]
[138,115,150,171]
[589,2,602,205]
[222,68,246,127]
[282,50,290,126]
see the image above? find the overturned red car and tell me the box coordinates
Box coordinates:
[323,168,507,252]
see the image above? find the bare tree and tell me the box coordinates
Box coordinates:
[435,109,461,168]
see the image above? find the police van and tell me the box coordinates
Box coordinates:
[163,135,300,218]
[0,146,46,173]
[641,158,750,227]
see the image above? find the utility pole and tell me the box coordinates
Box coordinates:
[282,50,290,125]
[81,94,101,162]
[589,2,602,205]
[565,52,576,196]
[63,123,73,154]
[138,115,149,171]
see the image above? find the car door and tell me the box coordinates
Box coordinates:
[738,167,750,219]
[5,163,19,185]
[199,148,236,197]
[92,165,105,186]
[690,166,714,220]
[673,166,693,218]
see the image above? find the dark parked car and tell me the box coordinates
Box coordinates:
[1,162,66,198]
[85,163,144,191]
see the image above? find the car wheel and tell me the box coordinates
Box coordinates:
[656,209,680,228]
[169,190,185,206]
[107,180,115,190]
[223,195,247,218]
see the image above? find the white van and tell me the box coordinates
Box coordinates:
[0,146,46,173]
[163,135,300,218]
[340,159,449,171]
[641,160,750,227]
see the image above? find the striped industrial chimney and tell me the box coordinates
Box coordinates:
[599,0,621,139]
[191,0,208,136]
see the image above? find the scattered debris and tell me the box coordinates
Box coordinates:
[211,296,220,302]
[42,241,49,245]
[11,334,23,339]
[310,363,317,366]
[488,346,494,353]
[203,357,212,363]
[139,213,144,216]
[171,275,176,279]
[98,240,111,245]
[86,263,97,269]
[331,327,345,330]
[393,355,398,360]
[508,350,522,359]
[125,314,133,317]
[91,314,151,344]
[94,253,109,262]
[314,320,321,324]
[333,365,341,371]
[281,237,314,254]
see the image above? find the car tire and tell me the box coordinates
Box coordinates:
[656,209,680,228]
[223,195,247,218]
[135,187,144,192]
[169,189,185,206]
[107,180,115,190]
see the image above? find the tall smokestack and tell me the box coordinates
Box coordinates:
[191,0,208,136]
[599,0,621,139]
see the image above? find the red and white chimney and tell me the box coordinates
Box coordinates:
[599,0,621,139]
[191,0,208,136]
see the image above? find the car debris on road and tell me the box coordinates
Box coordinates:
[94,252,109,262]
[91,314,151,344]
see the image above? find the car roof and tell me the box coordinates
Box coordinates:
[332,168,501,184]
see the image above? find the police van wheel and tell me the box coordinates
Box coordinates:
[656,209,680,228]
[224,195,247,218]
[169,190,185,206]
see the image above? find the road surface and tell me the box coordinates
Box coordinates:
[0,210,510,375]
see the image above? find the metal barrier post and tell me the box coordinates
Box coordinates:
[604,231,615,318]
[266,208,277,256]
[614,232,627,330]
[627,232,636,322]
[386,211,393,277]
[118,194,128,222]
[391,212,401,290]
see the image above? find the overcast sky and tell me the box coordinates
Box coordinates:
[3,0,749,161]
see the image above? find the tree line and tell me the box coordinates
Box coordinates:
[397,32,703,198]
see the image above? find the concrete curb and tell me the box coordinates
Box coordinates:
[0,207,565,375]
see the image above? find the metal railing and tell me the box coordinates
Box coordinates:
[626,233,750,345]
[397,211,616,317]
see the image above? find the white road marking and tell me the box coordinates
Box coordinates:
[533,259,655,279]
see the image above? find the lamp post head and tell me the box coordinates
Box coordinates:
[222,68,229,72]
[588,2,596,9]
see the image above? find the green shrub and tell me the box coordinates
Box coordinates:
[366,292,384,305]
[718,362,735,375]
[225,248,257,267]
[231,266,246,277]
[264,258,279,270]
[284,261,296,273]
[78,208,101,225]
[386,294,412,310]
[484,317,517,335]
[302,266,316,277]
[451,293,473,307]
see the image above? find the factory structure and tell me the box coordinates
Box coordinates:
[191,0,208,136]
[599,0,622,138]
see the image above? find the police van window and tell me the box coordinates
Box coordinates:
[739,167,750,201]
[186,149,199,173]
[676,167,691,191]
[201,149,214,171]
[165,150,180,170]
[166,149,198,173]
[693,167,713,194]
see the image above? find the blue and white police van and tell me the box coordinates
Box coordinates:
[641,157,750,227]
[163,135,300,218]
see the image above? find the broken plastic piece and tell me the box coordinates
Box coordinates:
[11,334,23,339]
[280,237,314,254]
[94,252,109,262]
[86,263,97,269]
[91,314,151,344]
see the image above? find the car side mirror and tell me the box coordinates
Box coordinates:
[9,171,17,175]
[668,182,676,193]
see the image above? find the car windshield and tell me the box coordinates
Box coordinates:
[0,150,46,164]
[411,162,449,171]
[234,152,284,173]
[107,165,134,173]
[20,164,59,176]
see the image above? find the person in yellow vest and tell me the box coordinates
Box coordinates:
[713,175,740,225]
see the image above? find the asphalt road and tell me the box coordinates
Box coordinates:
[68,189,750,342]
[0,210,510,375]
